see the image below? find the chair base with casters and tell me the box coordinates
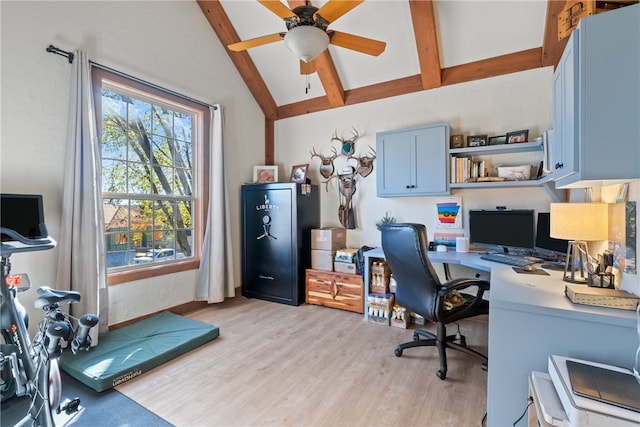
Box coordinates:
[393,319,488,380]
[381,223,490,381]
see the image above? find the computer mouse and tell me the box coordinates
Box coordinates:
[523,264,537,272]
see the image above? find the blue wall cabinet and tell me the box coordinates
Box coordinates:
[552,5,640,188]
[376,122,449,197]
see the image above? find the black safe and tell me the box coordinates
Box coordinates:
[241,183,319,305]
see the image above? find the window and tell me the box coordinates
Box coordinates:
[93,68,209,284]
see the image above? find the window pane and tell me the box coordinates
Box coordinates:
[152,106,174,138]
[151,136,172,167]
[152,166,174,195]
[131,99,152,134]
[102,160,128,193]
[175,112,192,142]
[154,200,174,230]
[128,162,152,194]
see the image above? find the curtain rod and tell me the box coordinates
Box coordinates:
[46,44,217,110]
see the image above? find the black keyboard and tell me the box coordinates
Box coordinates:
[480,253,534,267]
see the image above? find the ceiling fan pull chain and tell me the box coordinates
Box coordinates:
[305,74,310,94]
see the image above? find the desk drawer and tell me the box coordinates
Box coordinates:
[306,269,364,314]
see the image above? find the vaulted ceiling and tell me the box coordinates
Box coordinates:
[197,0,575,119]
[196,1,633,162]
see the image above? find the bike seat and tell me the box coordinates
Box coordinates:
[34,286,81,309]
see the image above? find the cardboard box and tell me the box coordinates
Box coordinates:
[335,248,359,263]
[311,249,335,271]
[334,261,357,274]
[311,228,346,250]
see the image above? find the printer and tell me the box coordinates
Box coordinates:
[529,355,640,426]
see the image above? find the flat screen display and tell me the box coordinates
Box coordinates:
[535,212,569,254]
[469,209,534,250]
[1,194,46,241]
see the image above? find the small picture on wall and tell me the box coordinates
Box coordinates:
[506,130,529,144]
[253,165,278,183]
[467,135,488,147]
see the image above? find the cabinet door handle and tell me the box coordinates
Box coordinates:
[555,162,563,169]
[405,184,416,189]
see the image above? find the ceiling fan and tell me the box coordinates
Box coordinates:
[227,0,386,72]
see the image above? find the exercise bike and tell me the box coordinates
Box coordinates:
[1,224,99,427]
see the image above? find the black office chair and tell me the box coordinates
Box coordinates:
[381,223,490,380]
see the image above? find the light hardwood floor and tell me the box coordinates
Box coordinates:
[117,297,488,426]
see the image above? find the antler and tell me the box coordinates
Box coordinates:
[331,130,343,145]
[310,146,323,161]
[310,146,338,163]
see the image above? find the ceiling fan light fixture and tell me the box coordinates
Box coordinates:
[284,26,330,62]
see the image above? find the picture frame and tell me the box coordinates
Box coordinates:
[488,135,506,145]
[253,165,278,183]
[289,163,309,183]
[505,130,529,144]
[467,135,488,147]
[450,134,465,149]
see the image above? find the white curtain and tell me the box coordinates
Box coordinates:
[56,50,108,335]
[196,105,235,302]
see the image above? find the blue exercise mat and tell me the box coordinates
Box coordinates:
[60,311,219,392]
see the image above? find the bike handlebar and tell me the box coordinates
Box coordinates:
[1,227,57,256]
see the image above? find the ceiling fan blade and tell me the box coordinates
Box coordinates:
[228,33,285,52]
[315,0,363,23]
[329,31,386,56]
[258,0,297,19]
[300,59,316,75]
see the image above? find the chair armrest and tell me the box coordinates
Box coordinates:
[440,277,490,297]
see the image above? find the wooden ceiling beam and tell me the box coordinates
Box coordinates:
[542,0,569,69]
[409,0,442,90]
[441,48,543,86]
[197,0,279,120]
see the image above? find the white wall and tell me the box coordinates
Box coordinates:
[1,1,265,325]
[275,68,555,247]
[274,68,640,296]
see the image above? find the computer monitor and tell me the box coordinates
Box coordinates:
[469,209,534,252]
[535,212,569,255]
[1,194,46,241]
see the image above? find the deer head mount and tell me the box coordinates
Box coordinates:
[332,128,359,156]
[348,145,376,178]
[310,146,338,179]
[309,128,376,229]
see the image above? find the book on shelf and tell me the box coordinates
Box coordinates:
[565,284,640,310]
[450,156,492,183]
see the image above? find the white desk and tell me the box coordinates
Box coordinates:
[362,247,638,427]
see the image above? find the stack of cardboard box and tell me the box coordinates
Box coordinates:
[310,228,346,271]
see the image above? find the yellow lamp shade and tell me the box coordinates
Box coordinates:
[550,203,609,242]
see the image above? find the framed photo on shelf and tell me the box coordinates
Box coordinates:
[467,135,488,147]
[253,165,278,183]
[488,135,506,145]
[289,163,309,183]
[450,134,465,149]
[506,129,529,144]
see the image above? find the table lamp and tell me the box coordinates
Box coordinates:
[550,203,609,283]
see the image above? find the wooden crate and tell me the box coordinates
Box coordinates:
[306,269,364,314]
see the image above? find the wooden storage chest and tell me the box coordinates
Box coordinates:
[305,269,364,314]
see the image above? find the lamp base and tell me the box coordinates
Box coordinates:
[562,241,589,284]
